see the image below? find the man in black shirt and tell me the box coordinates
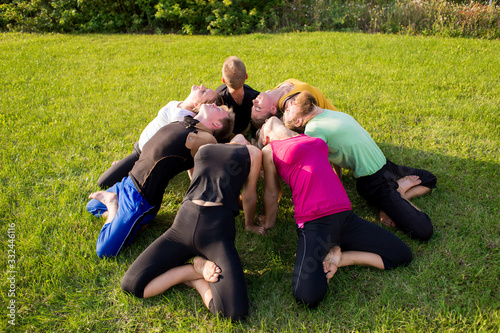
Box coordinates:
[86,104,234,258]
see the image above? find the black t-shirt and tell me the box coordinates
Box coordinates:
[216,84,260,138]
[184,144,251,216]
[129,117,214,206]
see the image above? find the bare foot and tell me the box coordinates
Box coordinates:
[193,257,221,283]
[323,246,341,283]
[397,175,422,198]
[379,210,396,228]
[246,224,267,235]
[89,191,118,222]
[89,191,117,206]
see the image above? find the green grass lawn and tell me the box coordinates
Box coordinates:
[1,32,499,332]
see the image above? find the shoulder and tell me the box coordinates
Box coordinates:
[186,131,217,158]
[262,144,274,156]
[162,100,181,110]
[158,100,179,115]
[216,84,228,94]
[243,84,260,95]
[246,144,262,159]
[196,130,217,144]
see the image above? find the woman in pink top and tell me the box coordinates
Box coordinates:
[258,117,412,308]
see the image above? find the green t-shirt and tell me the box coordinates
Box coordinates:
[305,110,386,178]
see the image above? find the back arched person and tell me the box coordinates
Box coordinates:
[283,91,437,241]
[258,117,412,308]
[97,84,221,188]
[251,78,337,130]
[120,136,262,320]
[259,117,412,307]
[87,104,234,258]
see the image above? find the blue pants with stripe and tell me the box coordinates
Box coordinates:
[87,177,158,258]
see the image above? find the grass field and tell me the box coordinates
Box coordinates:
[1,32,499,332]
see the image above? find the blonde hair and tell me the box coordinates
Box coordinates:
[222,56,247,89]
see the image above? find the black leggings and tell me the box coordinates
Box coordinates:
[120,200,248,320]
[97,143,141,188]
[292,210,412,308]
[356,159,437,241]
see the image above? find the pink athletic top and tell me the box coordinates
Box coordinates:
[271,135,352,227]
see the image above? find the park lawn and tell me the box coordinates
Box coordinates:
[0,32,499,332]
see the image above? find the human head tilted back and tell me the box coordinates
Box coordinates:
[222,56,247,90]
[212,105,235,141]
[251,92,284,130]
[283,91,317,133]
[195,103,234,141]
[256,116,288,149]
[187,84,222,113]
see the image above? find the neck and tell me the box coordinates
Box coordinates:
[304,106,323,123]
[227,85,243,94]
[228,86,245,104]
[178,100,195,111]
[266,90,282,108]
[270,126,300,142]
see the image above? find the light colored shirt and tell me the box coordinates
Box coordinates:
[305,110,386,178]
[138,101,196,150]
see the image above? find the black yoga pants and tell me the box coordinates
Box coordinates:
[97,143,141,188]
[292,210,412,308]
[356,159,437,241]
[120,200,248,320]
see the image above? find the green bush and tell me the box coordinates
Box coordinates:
[0,0,499,38]
[154,0,279,35]
[0,0,160,32]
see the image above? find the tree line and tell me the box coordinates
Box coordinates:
[1,0,498,39]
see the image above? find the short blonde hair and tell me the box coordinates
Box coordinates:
[222,56,247,89]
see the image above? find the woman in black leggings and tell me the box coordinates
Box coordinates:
[120,135,261,320]
[258,117,413,308]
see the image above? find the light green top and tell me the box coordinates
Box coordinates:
[305,110,386,178]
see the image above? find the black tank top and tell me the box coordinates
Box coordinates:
[130,117,201,206]
[184,144,251,216]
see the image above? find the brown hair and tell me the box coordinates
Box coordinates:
[213,106,235,141]
[222,56,247,89]
[255,128,264,149]
[251,108,283,130]
[284,91,317,133]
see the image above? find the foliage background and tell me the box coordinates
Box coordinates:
[0,32,499,331]
[1,0,499,38]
